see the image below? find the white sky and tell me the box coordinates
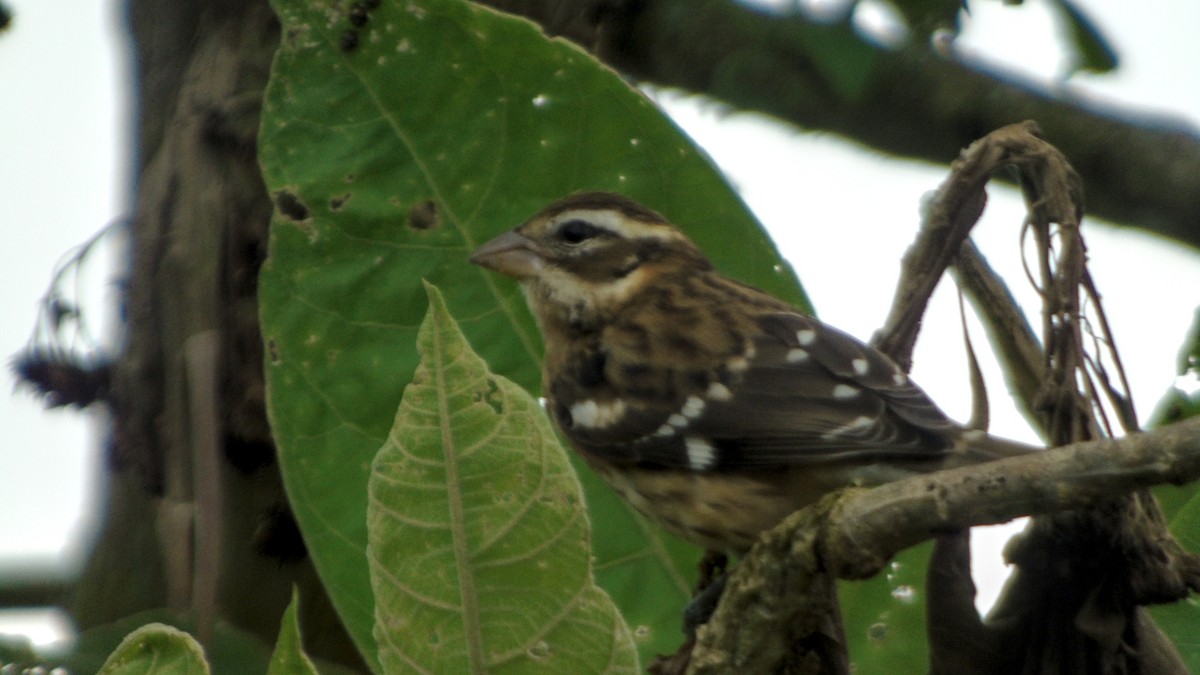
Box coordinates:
[0,0,1196,649]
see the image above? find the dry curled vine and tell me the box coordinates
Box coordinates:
[678,123,1200,675]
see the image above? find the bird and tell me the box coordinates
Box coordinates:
[470,191,1036,555]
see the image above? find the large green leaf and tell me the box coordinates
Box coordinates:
[258,0,809,666]
[367,283,637,673]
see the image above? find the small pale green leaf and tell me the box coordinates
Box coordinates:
[367,283,637,674]
[1048,0,1118,74]
[268,590,319,675]
[97,624,209,675]
[57,610,273,674]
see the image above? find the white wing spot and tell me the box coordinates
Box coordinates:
[796,329,817,346]
[668,413,689,428]
[682,395,706,419]
[821,415,874,441]
[786,348,810,363]
[655,424,676,437]
[833,384,860,399]
[570,399,627,429]
[893,372,908,386]
[685,437,716,470]
[706,382,733,401]
[852,358,869,376]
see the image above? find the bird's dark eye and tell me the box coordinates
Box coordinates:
[557,219,603,245]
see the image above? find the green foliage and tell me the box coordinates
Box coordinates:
[1148,307,1200,671]
[96,624,209,675]
[258,0,807,666]
[1047,0,1119,74]
[42,610,271,674]
[268,592,320,675]
[366,283,638,673]
[1153,478,1200,670]
[840,544,932,672]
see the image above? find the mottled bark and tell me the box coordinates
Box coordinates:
[78,1,362,668]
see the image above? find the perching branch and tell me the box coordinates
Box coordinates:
[687,417,1200,674]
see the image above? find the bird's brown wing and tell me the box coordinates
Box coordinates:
[564,311,960,471]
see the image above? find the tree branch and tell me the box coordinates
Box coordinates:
[481,0,1200,250]
[687,417,1200,674]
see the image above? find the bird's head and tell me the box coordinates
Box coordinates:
[470,192,711,329]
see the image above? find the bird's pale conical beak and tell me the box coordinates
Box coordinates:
[469,231,544,280]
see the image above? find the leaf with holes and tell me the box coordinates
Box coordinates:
[367,283,637,673]
[258,0,808,665]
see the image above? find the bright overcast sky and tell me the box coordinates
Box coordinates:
[0,0,1197,648]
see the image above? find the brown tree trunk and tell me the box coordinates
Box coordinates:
[74,1,363,668]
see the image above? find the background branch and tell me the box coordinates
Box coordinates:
[481,0,1200,250]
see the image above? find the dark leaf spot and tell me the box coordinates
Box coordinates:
[475,377,503,414]
[340,29,359,52]
[275,190,310,221]
[406,199,440,230]
[329,194,351,211]
[349,2,369,26]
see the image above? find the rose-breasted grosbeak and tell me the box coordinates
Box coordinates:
[470,192,1035,554]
